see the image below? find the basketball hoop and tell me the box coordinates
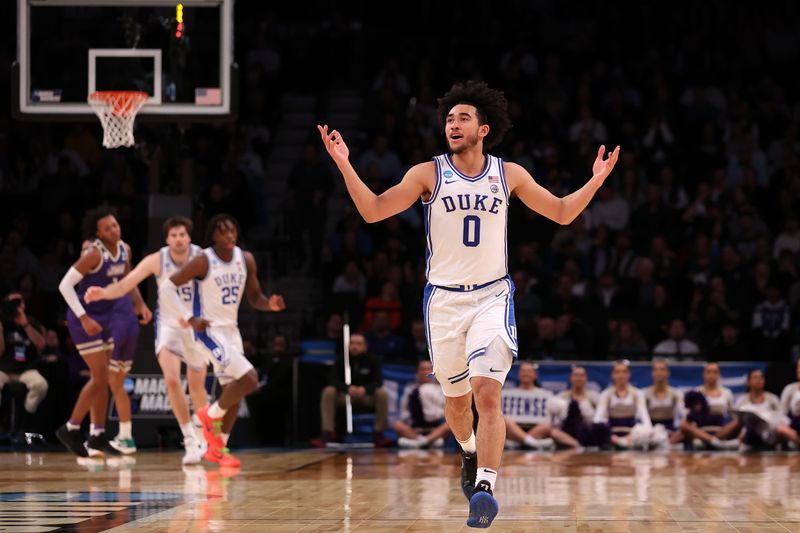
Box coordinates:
[88,91,149,148]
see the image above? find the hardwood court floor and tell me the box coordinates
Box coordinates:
[3,449,800,532]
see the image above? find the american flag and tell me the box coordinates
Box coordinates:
[488,175,499,183]
[195,87,222,106]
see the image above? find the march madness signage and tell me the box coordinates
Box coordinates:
[109,373,217,420]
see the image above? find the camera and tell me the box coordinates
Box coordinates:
[1,298,22,323]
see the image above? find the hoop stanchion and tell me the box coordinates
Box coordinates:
[87,91,149,148]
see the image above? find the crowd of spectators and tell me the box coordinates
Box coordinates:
[2,2,800,437]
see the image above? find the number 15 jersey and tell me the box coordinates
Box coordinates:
[197,246,247,328]
[424,154,509,287]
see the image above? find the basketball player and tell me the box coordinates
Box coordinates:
[502,362,578,450]
[158,214,286,468]
[57,209,151,457]
[318,80,619,528]
[643,359,685,446]
[78,237,142,455]
[85,216,209,464]
[593,361,653,449]
[676,362,739,450]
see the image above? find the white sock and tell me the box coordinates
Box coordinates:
[66,422,81,431]
[207,402,227,419]
[221,432,230,445]
[523,435,538,448]
[180,422,197,440]
[457,432,477,454]
[476,467,497,490]
[90,424,104,437]
[118,421,132,439]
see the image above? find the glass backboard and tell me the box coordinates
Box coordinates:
[13,0,236,121]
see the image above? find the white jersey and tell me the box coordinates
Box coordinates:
[558,389,599,423]
[695,385,736,419]
[156,244,203,327]
[643,386,684,427]
[734,392,781,413]
[197,246,247,328]
[594,386,652,429]
[424,153,509,287]
[781,382,800,417]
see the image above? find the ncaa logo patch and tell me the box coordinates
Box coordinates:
[490,184,499,194]
[443,170,453,178]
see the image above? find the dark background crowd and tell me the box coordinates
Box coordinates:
[2,1,800,442]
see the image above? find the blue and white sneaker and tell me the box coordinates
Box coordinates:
[467,480,499,528]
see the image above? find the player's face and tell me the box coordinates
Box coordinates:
[166,225,190,254]
[704,364,720,386]
[96,215,121,244]
[212,220,238,251]
[570,367,587,389]
[748,371,765,392]
[445,104,487,154]
[518,364,536,386]
[612,364,630,386]
[652,362,669,383]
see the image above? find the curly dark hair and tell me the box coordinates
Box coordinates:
[205,213,241,246]
[436,80,512,149]
[82,205,118,240]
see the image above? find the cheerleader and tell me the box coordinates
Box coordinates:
[677,362,739,450]
[643,359,684,446]
[593,360,653,449]
[557,366,600,446]
[734,369,782,449]
[777,360,800,448]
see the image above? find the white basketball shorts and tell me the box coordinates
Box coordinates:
[423,276,518,397]
[155,321,208,371]
[193,325,253,385]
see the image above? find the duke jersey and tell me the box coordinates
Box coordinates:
[424,153,509,287]
[156,244,203,327]
[197,246,247,328]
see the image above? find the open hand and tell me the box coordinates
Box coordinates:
[84,286,107,303]
[317,125,350,166]
[592,145,621,184]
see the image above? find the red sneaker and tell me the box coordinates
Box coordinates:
[197,405,224,448]
[310,431,337,448]
[204,444,241,468]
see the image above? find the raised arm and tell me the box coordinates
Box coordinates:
[243,251,286,312]
[86,251,159,303]
[317,125,432,223]
[506,145,620,225]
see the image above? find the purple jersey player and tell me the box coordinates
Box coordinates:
[56,209,151,458]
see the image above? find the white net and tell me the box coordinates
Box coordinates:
[87,91,149,149]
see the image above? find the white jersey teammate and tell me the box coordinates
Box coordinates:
[158,214,285,469]
[318,80,619,528]
[85,216,209,465]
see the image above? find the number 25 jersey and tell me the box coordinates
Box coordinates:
[424,154,509,287]
[197,246,247,328]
